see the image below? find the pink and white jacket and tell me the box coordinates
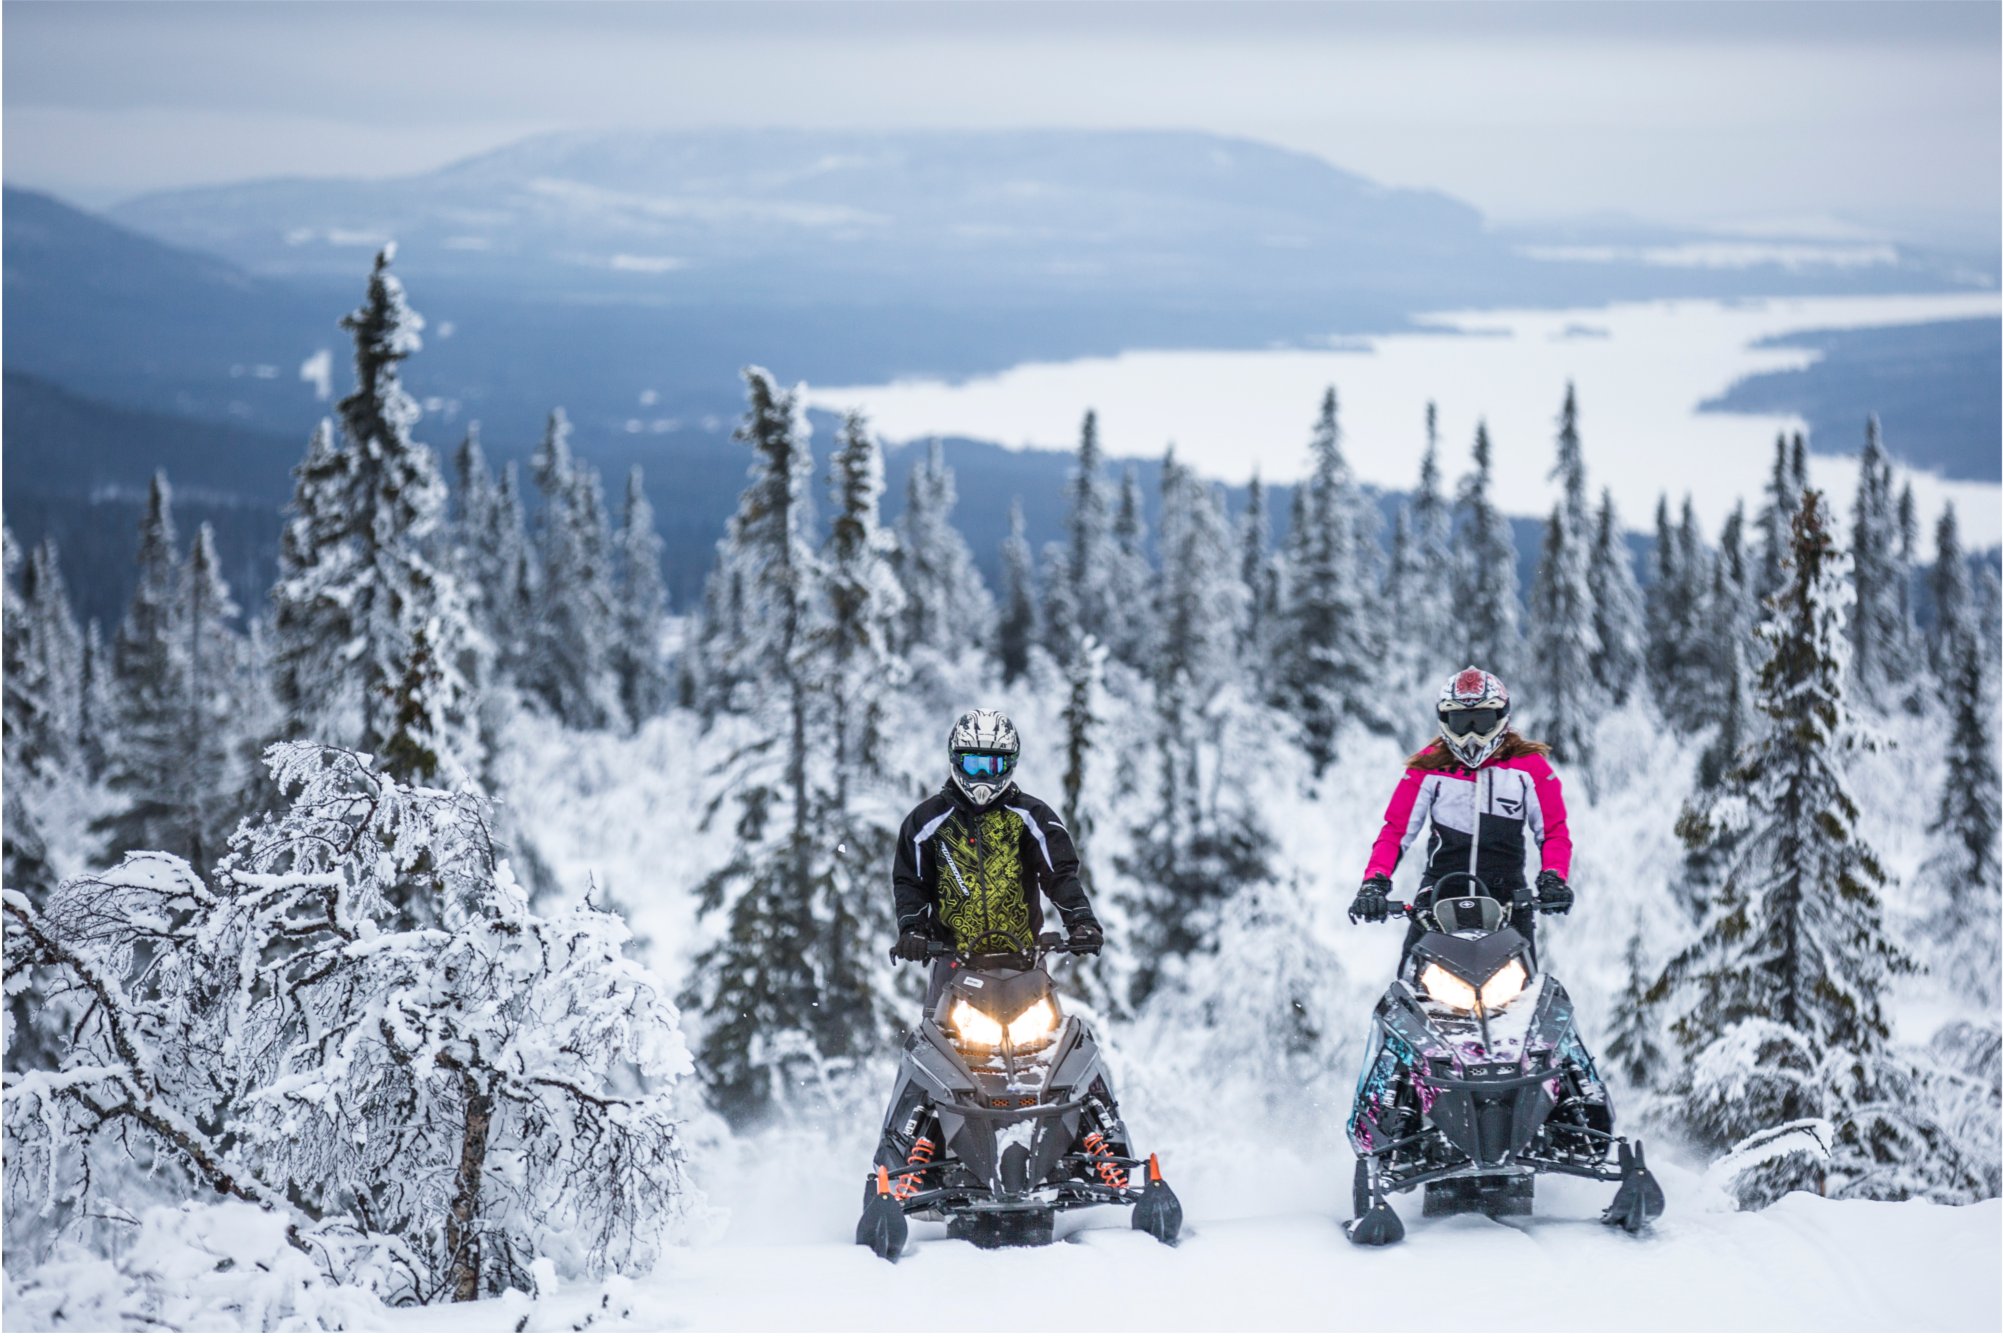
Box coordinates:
[1364,750,1572,895]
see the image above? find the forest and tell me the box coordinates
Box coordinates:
[4,248,1997,1325]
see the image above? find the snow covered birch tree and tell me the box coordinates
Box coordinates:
[4,743,696,1303]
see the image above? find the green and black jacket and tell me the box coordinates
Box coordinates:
[891,786,1098,957]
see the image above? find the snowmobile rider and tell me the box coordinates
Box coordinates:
[890,709,1103,998]
[1349,667,1573,965]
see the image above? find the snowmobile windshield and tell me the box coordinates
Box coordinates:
[1431,895,1508,935]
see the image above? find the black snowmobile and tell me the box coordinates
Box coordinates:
[855,933,1183,1260]
[1345,874,1665,1246]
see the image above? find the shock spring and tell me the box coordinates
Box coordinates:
[1082,1130,1128,1188]
[893,1136,935,1199]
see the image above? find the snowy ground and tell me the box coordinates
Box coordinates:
[399,1151,2001,1333]
[453,688,2003,1335]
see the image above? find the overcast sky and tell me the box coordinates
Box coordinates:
[5,1,1997,243]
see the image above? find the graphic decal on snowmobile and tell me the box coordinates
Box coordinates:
[1343,879,1664,1246]
[933,810,1034,957]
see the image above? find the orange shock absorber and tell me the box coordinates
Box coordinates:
[893,1136,935,1200]
[1082,1131,1128,1188]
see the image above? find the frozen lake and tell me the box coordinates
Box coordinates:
[807,291,2002,549]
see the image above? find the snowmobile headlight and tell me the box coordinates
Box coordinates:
[949,997,1060,1050]
[1007,998,1060,1047]
[1418,962,1480,1013]
[950,999,1006,1047]
[1480,959,1528,1011]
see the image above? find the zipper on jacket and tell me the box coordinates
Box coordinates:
[1468,766,1485,887]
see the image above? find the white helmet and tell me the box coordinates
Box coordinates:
[1437,666,1511,768]
[947,709,1020,807]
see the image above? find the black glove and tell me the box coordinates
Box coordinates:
[890,927,933,963]
[1349,875,1393,924]
[1535,870,1574,915]
[1066,920,1104,956]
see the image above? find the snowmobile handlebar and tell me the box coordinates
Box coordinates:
[1387,874,1572,923]
[916,932,1088,962]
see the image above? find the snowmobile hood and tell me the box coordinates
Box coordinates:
[1411,923,1532,990]
[935,962,1054,1029]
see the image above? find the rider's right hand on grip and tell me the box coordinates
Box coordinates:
[1349,876,1394,925]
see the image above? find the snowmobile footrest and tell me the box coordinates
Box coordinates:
[1600,1139,1666,1235]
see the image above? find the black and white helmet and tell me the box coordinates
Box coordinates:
[947,709,1020,807]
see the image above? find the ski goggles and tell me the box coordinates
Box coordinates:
[1439,706,1506,736]
[956,752,1016,779]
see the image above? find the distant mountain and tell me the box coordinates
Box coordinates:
[3,186,339,424]
[113,127,1983,318]
[110,129,1496,312]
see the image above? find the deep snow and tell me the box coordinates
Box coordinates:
[398,1154,2001,1332]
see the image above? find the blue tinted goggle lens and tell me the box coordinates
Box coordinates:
[958,753,1012,778]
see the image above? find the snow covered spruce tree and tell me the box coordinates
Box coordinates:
[270,248,478,784]
[3,532,92,892]
[1926,503,1974,682]
[1650,492,1981,1206]
[526,409,625,731]
[614,465,674,727]
[1385,405,1455,694]
[1046,410,1114,662]
[998,496,1039,685]
[14,539,86,775]
[1452,420,1521,673]
[895,438,991,667]
[683,374,896,1124]
[3,530,71,1073]
[1848,418,1912,708]
[1646,495,1715,727]
[1918,621,2002,1006]
[1277,387,1385,773]
[95,473,190,861]
[1526,384,1601,764]
[1236,472,1283,693]
[1123,458,1264,1004]
[1587,487,1646,703]
[1673,629,1757,920]
[3,743,696,1304]
[1105,466,1158,668]
[800,412,906,1061]
[1605,916,1670,1092]
[1753,431,1805,605]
